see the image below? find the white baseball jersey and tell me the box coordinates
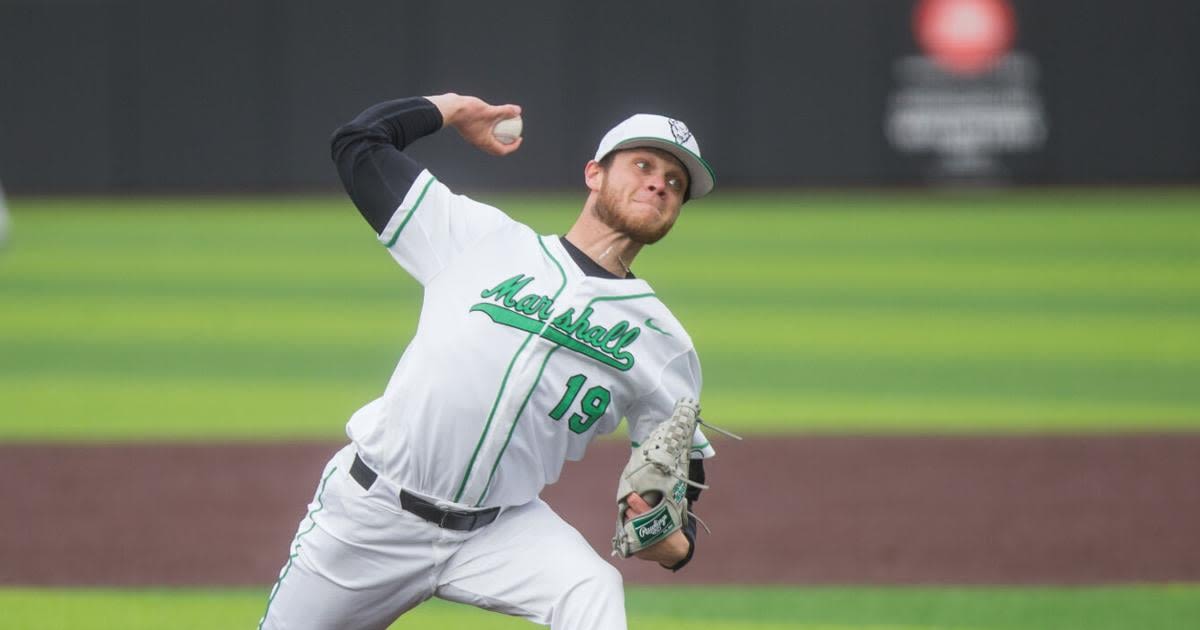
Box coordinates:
[347,169,715,509]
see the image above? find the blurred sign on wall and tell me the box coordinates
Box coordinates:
[885,0,1048,182]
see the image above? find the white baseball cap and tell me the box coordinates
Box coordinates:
[594,114,715,199]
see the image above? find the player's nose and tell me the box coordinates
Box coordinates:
[646,174,668,196]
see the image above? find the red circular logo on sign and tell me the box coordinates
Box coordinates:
[914,0,1015,76]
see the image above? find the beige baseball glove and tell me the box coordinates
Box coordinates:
[611,398,708,558]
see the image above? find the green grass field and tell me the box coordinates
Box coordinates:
[4,585,1198,630]
[3,190,1199,628]
[2,190,1198,439]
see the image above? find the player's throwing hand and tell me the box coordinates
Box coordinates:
[426,93,523,156]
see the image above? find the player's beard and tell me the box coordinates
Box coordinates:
[592,181,676,245]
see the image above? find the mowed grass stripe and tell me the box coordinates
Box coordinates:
[648,257,1200,295]
[687,310,1199,363]
[7,278,1200,318]
[699,392,1200,432]
[5,299,1196,360]
[7,334,1194,405]
[4,353,1196,437]
[0,294,418,345]
[2,585,1198,630]
[13,221,1200,272]
[703,354,1200,403]
[0,339,399,382]
[2,192,1198,439]
[0,375,374,440]
[5,288,1196,360]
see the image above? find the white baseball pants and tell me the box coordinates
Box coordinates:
[258,444,626,630]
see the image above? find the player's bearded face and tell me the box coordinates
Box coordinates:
[592,150,686,245]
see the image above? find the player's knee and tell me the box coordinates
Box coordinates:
[552,562,625,629]
[573,560,623,602]
[598,561,624,593]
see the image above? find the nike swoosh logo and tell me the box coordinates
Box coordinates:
[644,318,672,337]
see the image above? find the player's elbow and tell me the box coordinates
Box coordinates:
[329,123,374,165]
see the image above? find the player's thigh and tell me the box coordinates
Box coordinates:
[436,498,626,629]
[259,446,437,629]
[258,539,424,630]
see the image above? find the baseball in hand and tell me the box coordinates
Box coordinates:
[492,117,523,145]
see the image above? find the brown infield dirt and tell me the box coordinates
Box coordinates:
[2,436,1199,587]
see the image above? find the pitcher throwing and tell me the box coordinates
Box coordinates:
[259,93,721,630]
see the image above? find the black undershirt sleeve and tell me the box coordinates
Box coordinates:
[330,97,444,235]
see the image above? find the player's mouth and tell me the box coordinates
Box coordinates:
[630,196,664,213]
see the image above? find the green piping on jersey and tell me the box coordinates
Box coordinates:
[258,465,337,629]
[454,332,535,503]
[475,345,563,506]
[586,292,657,309]
[453,235,568,504]
[383,175,437,248]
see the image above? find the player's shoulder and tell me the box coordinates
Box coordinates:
[561,276,697,376]
[597,288,696,364]
[428,174,530,232]
[637,297,694,350]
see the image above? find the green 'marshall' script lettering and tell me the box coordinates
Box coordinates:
[479,274,536,307]
[470,274,642,371]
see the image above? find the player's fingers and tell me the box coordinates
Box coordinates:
[479,135,521,157]
[624,492,651,514]
[480,134,522,157]
[485,104,520,124]
[498,136,523,155]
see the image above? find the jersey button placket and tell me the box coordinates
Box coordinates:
[462,281,572,507]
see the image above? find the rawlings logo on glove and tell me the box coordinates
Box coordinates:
[633,508,675,544]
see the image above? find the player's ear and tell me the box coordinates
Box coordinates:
[584,160,605,193]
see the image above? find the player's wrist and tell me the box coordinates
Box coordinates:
[634,529,690,568]
[424,93,464,129]
[662,529,696,571]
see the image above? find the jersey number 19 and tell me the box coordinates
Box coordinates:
[548,374,611,434]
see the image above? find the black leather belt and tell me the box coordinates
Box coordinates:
[350,453,499,531]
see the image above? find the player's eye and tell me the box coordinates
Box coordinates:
[634,160,648,170]
[667,177,683,191]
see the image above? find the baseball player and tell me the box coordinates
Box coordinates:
[259,93,718,630]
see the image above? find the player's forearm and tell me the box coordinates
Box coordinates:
[329,97,442,235]
[331,97,443,161]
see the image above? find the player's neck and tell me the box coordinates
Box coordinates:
[564,212,642,279]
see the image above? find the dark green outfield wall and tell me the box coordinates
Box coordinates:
[1,0,1198,193]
